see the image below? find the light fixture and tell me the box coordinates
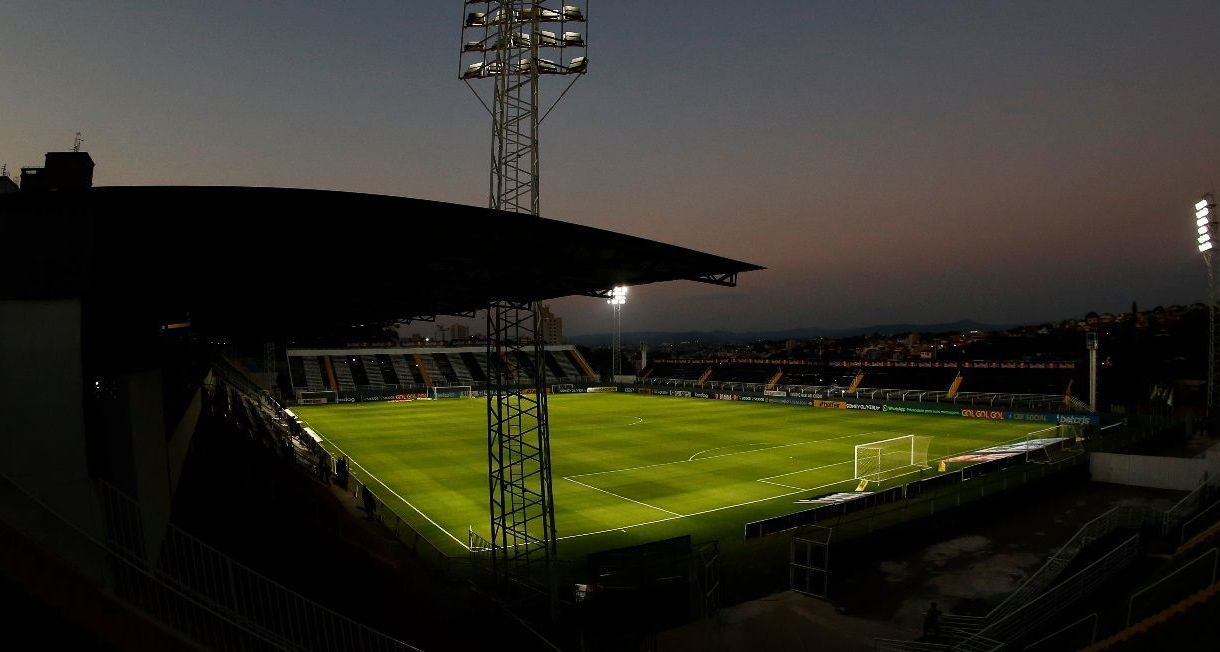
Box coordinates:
[607,285,627,305]
[1196,193,1217,256]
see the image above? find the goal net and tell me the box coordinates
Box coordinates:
[428,385,473,399]
[854,435,932,480]
[297,390,338,405]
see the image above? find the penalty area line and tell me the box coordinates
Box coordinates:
[559,429,1074,542]
[756,479,807,491]
[562,477,682,517]
[567,430,891,480]
[688,442,770,461]
[756,458,852,481]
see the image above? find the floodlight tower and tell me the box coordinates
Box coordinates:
[1086,332,1098,411]
[458,2,588,600]
[1196,193,1219,412]
[608,286,626,378]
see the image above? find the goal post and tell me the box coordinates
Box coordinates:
[297,390,338,405]
[428,385,473,399]
[853,434,932,480]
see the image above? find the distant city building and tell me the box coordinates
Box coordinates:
[449,323,470,342]
[20,151,94,192]
[0,174,17,194]
[539,304,563,344]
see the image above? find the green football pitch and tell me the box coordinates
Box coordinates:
[291,394,1048,559]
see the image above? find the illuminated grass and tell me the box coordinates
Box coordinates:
[292,394,1039,559]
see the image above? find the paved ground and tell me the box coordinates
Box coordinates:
[657,478,1186,650]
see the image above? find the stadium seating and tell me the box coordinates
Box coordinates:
[285,345,597,396]
[459,352,487,383]
[416,354,445,387]
[302,356,327,390]
[431,353,460,385]
[551,350,582,380]
[391,354,421,386]
[645,361,1079,398]
[360,355,387,387]
[331,357,357,390]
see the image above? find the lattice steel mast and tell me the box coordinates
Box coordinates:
[459,2,588,597]
[608,286,625,378]
[1197,193,1219,412]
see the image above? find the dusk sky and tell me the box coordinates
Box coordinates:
[3,2,1219,336]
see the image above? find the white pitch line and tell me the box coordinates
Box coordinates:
[566,430,890,480]
[563,477,683,517]
[557,477,853,541]
[625,416,645,427]
[688,442,770,462]
[756,458,852,481]
[756,479,807,491]
[558,424,1074,541]
[302,420,471,552]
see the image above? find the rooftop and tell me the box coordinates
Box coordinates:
[0,186,762,335]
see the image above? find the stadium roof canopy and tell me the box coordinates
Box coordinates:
[0,186,762,335]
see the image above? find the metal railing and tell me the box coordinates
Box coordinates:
[100,480,424,652]
[1126,547,1219,626]
[875,640,951,651]
[968,534,1141,647]
[941,505,1160,644]
[1165,471,1220,534]
[0,470,301,651]
[1022,613,1098,651]
[1178,499,1220,548]
[990,506,1157,619]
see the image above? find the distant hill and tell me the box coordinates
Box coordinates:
[566,319,1008,347]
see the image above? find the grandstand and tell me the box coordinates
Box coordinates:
[8,179,1206,651]
[286,345,597,397]
[642,358,1089,413]
[0,182,761,650]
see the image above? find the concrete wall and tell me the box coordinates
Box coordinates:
[1090,452,1208,491]
[0,299,103,541]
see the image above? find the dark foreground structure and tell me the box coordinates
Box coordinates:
[0,175,760,650]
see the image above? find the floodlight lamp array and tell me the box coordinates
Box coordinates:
[607,285,627,305]
[460,2,588,80]
[1197,194,1217,253]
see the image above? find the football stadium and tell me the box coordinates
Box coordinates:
[290,389,1071,559]
[3,166,1216,652]
[5,3,1220,651]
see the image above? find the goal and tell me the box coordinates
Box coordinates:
[428,385,473,399]
[854,435,932,480]
[297,390,338,405]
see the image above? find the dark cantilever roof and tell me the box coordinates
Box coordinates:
[0,186,762,334]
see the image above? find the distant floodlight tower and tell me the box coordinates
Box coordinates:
[1086,332,1098,411]
[608,286,626,378]
[1197,193,1219,412]
[458,1,588,603]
